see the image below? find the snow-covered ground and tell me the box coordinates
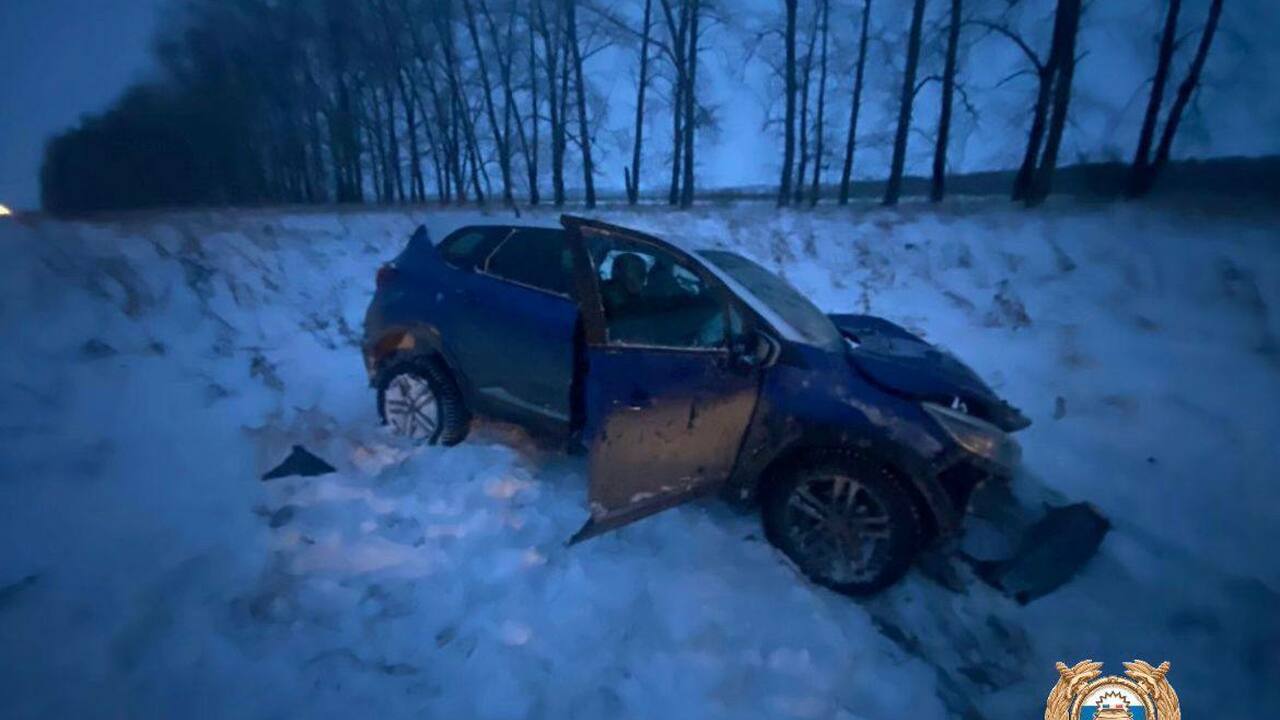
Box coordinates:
[1,200,1277,719]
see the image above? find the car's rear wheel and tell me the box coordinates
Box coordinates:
[376,357,469,446]
[762,456,920,596]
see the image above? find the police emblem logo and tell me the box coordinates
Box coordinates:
[1045,660,1181,720]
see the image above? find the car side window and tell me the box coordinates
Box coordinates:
[437,229,490,268]
[483,229,573,296]
[586,234,728,349]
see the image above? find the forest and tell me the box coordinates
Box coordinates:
[39,0,1229,214]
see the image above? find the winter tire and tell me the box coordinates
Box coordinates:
[376,357,470,446]
[762,455,921,596]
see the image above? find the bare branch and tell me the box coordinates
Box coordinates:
[967,19,1044,72]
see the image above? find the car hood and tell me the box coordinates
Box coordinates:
[830,313,1031,432]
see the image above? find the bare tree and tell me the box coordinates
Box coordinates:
[527,9,542,205]
[659,0,691,206]
[838,0,872,205]
[1130,0,1225,198]
[626,0,654,204]
[883,0,928,206]
[432,0,486,203]
[777,0,798,206]
[412,9,466,202]
[535,0,567,205]
[463,0,514,205]
[930,0,962,202]
[679,0,700,208]
[566,0,596,207]
[325,0,364,202]
[480,0,538,204]
[1126,0,1181,198]
[1027,0,1083,205]
[808,0,830,206]
[976,10,1057,203]
[793,5,819,205]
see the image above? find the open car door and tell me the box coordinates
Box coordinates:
[564,217,762,543]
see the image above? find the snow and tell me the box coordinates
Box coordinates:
[1,200,1277,719]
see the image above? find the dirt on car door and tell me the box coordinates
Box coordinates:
[562,217,762,542]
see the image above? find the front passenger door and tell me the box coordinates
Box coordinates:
[568,222,761,542]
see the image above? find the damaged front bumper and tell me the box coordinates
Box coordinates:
[928,426,1109,604]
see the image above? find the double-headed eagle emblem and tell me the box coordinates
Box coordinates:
[1045,659,1181,720]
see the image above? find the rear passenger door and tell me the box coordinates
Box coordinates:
[454,228,579,427]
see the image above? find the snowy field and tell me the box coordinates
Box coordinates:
[1,199,1277,719]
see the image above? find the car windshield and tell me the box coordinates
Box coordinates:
[697,249,843,350]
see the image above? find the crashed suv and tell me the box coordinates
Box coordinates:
[362,216,1031,596]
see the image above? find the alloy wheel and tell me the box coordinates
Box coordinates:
[382,373,440,441]
[783,473,894,585]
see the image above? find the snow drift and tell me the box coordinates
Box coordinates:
[0,200,1277,719]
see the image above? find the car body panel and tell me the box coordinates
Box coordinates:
[833,313,1030,431]
[571,346,761,542]
[561,217,763,541]
[447,266,577,425]
[363,217,1028,545]
[723,340,969,533]
[364,226,577,432]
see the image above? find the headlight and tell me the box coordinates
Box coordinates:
[922,401,1021,470]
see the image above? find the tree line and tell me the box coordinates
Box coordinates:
[40,0,1226,214]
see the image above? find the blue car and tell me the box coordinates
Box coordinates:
[362,216,1030,596]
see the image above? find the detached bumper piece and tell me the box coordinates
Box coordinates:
[970,502,1110,604]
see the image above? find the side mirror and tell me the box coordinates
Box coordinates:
[729,329,778,371]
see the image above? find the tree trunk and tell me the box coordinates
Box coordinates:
[1028,0,1083,206]
[668,80,683,205]
[376,0,423,202]
[566,0,596,207]
[778,0,797,206]
[660,0,689,206]
[440,4,485,204]
[1012,0,1073,203]
[793,7,818,205]
[1010,65,1051,202]
[527,15,541,205]
[680,0,699,208]
[883,0,927,206]
[839,0,871,205]
[369,87,389,202]
[481,1,533,205]
[384,82,406,202]
[558,25,571,205]
[464,0,514,206]
[400,71,426,201]
[1144,0,1224,197]
[808,0,830,207]
[536,0,566,206]
[628,0,654,205]
[930,0,961,203]
[325,0,363,202]
[412,85,447,203]
[402,0,461,203]
[1126,0,1181,198]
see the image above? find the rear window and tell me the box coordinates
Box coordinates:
[483,228,572,296]
[438,229,492,268]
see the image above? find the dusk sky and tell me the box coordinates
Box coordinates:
[1,0,166,209]
[3,0,1277,210]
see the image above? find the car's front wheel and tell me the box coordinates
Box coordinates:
[762,456,921,596]
[376,358,469,445]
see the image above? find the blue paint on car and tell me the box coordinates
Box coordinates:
[362,215,1031,594]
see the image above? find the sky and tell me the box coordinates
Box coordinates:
[0,0,167,210]
[2,0,1278,210]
